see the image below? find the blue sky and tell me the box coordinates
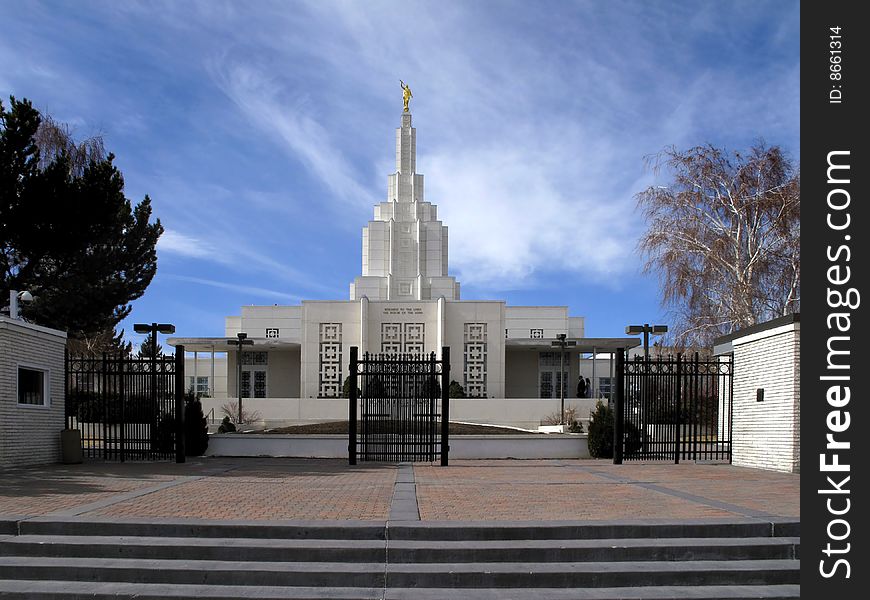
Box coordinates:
[1,1,799,352]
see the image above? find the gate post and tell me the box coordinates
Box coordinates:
[674,353,682,464]
[613,348,624,464]
[175,346,185,463]
[349,346,358,465]
[440,346,450,467]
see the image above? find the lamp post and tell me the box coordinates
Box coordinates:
[551,333,576,427]
[624,324,668,361]
[227,333,253,425]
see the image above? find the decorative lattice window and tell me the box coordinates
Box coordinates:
[241,352,268,366]
[381,323,425,354]
[318,323,342,398]
[265,328,279,338]
[463,323,487,398]
[530,328,544,339]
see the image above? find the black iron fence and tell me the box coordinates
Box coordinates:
[616,352,733,463]
[349,347,450,465]
[65,347,185,462]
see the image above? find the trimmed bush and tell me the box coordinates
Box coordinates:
[587,400,614,458]
[184,393,209,456]
[448,380,466,398]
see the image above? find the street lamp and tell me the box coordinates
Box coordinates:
[133,323,176,355]
[551,333,576,427]
[227,332,254,426]
[625,324,668,361]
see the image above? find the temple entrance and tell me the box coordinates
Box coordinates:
[348,346,450,465]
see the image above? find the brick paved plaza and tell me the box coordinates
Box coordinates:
[0,458,799,522]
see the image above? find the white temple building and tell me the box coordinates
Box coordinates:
[170,109,636,424]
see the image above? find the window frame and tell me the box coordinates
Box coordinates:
[17,363,51,409]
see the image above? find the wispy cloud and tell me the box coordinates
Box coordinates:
[163,274,303,303]
[158,229,216,259]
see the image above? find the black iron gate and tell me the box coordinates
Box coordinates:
[65,346,185,462]
[615,352,733,463]
[348,346,450,465]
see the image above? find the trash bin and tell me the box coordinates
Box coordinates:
[61,429,82,464]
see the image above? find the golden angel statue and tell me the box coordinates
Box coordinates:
[400,79,413,112]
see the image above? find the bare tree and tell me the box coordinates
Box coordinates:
[33,113,106,175]
[636,143,800,347]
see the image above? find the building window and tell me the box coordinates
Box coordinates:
[241,351,268,366]
[381,323,425,354]
[538,352,567,399]
[463,323,487,397]
[187,376,210,396]
[265,328,279,338]
[530,328,544,339]
[18,366,48,406]
[319,323,342,398]
[241,370,267,398]
[399,282,412,295]
[598,377,613,400]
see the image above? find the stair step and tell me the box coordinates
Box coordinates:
[0,535,386,562]
[384,559,800,588]
[0,535,798,563]
[0,556,798,588]
[19,518,386,540]
[387,537,799,563]
[0,581,802,600]
[0,580,384,599]
[0,557,386,588]
[386,519,799,541]
[382,585,802,599]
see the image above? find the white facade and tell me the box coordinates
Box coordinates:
[169,112,637,418]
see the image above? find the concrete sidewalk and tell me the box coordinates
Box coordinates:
[0,458,799,523]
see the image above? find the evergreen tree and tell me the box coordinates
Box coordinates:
[1,96,162,341]
[137,332,163,358]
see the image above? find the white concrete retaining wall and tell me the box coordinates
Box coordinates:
[206,433,589,459]
[729,320,800,473]
[201,396,602,431]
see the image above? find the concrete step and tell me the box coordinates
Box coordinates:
[386,537,800,563]
[14,517,799,542]
[18,517,386,540]
[386,519,800,541]
[0,534,799,563]
[0,556,798,588]
[382,586,802,599]
[0,556,386,588]
[0,581,802,599]
[0,534,386,563]
[384,559,800,588]
[0,580,384,599]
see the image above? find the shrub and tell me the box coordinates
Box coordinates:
[220,402,261,425]
[448,380,466,398]
[153,411,176,454]
[217,416,236,433]
[541,406,585,432]
[587,400,614,458]
[587,400,642,458]
[184,393,209,456]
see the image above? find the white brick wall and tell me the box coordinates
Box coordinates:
[0,318,67,468]
[730,322,800,473]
